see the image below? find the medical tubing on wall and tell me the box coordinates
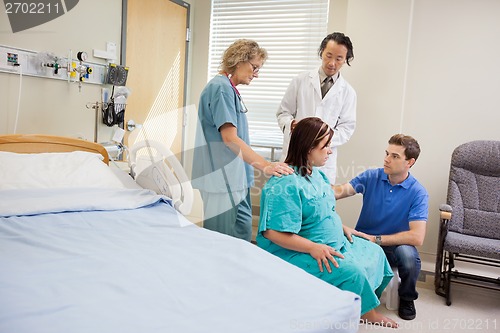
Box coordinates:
[13,63,23,134]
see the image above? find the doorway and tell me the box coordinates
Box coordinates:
[121,0,190,157]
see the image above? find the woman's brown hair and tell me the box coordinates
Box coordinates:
[284,117,334,177]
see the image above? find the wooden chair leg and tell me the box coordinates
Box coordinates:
[434,249,442,293]
[444,252,454,306]
[435,215,447,297]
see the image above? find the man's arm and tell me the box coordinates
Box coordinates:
[332,182,357,200]
[364,221,426,247]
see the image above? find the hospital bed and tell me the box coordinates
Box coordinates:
[0,134,361,333]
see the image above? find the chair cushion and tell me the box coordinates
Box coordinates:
[447,140,500,240]
[444,231,500,260]
[451,141,500,177]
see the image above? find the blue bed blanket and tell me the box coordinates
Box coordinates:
[0,188,361,333]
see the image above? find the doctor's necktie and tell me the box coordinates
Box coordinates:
[321,76,333,98]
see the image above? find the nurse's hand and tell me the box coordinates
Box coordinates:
[309,243,344,273]
[263,162,294,177]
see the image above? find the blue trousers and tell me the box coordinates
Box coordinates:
[200,189,252,242]
[382,245,421,301]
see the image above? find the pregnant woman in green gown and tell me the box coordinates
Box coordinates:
[257,117,398,328]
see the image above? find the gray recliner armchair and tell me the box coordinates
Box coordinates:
[434,140,500,305]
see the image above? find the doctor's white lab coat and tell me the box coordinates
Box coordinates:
[276,70,357,184]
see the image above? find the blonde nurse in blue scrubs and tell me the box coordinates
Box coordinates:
[192,39,293,241]
[257,117,398,328]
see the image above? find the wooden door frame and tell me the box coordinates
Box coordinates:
[120,0,191,160]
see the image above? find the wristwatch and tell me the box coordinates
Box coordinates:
[375,235,382,246]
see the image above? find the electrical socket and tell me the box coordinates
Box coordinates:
[7,52,19,66]
[0,50,18,72]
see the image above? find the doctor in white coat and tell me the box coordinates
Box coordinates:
[277,32,356,184]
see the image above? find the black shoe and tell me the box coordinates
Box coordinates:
[398,299,416,320]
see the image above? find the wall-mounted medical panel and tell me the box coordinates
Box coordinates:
[0,44,107,85]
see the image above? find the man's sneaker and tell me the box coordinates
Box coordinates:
[398,299,416,320]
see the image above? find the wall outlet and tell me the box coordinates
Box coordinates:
[106,42,117,58]
[7,52,18,66]
[0,50,16,71]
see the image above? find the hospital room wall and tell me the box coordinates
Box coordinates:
[327,0,500,261]
[187,0,500,261]
[0,0,122,142]
[1,0,499,262]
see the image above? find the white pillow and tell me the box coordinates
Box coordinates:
[0,151,127,190]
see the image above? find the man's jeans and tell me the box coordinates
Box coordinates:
[382,245,421,301]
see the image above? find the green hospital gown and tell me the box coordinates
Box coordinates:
[256,168,393,315]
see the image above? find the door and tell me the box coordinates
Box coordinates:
[122,0,189,156]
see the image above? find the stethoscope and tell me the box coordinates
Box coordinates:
[223,72,248,113]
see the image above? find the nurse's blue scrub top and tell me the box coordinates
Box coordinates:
[257,168,393,315]
[191,74,253,193]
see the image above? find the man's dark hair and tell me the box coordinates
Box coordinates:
[389,134,421,161]
[318,32,354,66]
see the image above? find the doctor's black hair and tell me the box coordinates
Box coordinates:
[318,32,354,66]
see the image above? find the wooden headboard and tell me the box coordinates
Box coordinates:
[0,134,110,165]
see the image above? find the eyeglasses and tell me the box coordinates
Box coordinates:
[248,61,260,74]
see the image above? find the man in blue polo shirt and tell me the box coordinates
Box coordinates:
[334,134,428,321]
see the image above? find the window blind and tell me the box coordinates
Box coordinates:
[208,0,329,147]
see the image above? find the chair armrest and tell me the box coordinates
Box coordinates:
[439,204,452,220]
